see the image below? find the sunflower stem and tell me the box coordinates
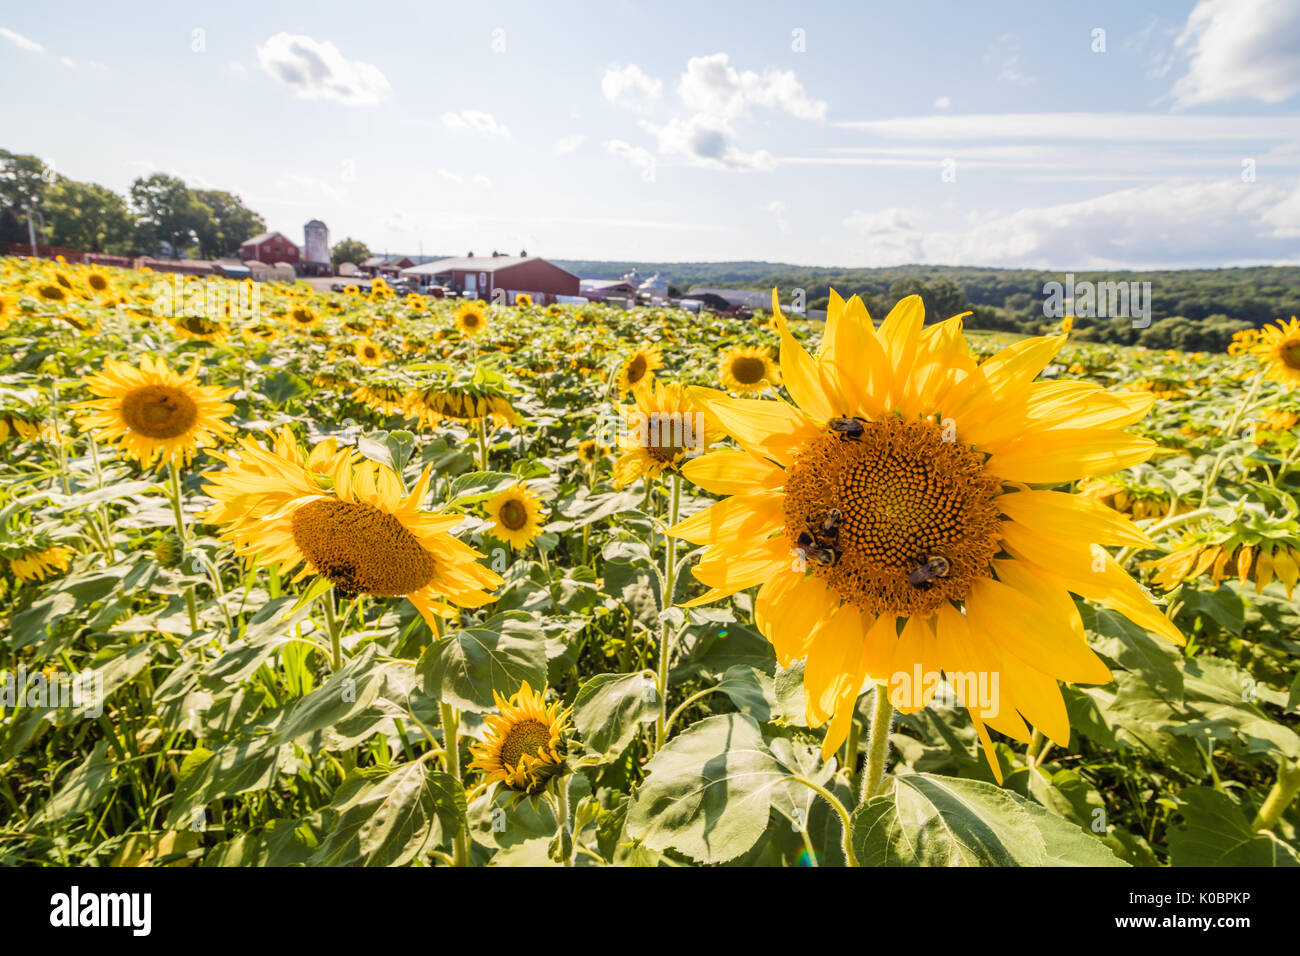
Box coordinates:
[322,589,344,671]
[844,718,861,786]
[553,775,575,867]
[788,775,858,867]
[654,472,682,751]
[476,416,489,471]
[1252,760,1300,832]
[167,461,199,634]
[439,700,470,866]
[859,687,894,804]
[1201,372,1267,506]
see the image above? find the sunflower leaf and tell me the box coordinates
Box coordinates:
[571,670,657,759]
[418,613,548,712]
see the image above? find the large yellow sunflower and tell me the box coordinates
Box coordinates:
[1251,316,1300,389]
[202,427,502,627]
[615,345,663,395]
[614,380,713,487]
[719,345,781,394]
[468,681,569,793]
[668,289,1182,775]
[485,486,545,549]
[73,355,235,467]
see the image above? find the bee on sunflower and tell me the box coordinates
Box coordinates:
[202,427,502,627]
[469,681,570,793]
[718,345,781,394]
[667,289,1182,779]
[484,486,545,549]
[615,344,663,395]
[73,354,235,467]
[1250,316,1300,389]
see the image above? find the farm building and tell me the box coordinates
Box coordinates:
[402,255,580,303]
[361,255,415,277]
[302,219,331,276]
[238,231,300,267]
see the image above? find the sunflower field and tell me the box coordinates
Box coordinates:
[2,254,1299,869]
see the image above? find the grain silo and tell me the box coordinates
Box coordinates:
[303,219,330,276]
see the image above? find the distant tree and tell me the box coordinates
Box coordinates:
[332,237,370,269]
[0,150,52,244]
[193,189,265,258]
[44,178,134,253]
[130,173,213,258]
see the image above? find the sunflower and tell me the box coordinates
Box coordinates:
[577,439,607,465]
[615,345,663,395]
[613,380,712,487]
[0,414,61,444]
[371,277,392,297]
[343,284,360,296]
[1144,538,1300,599]
[405,293,426,311]
[515,293,532,307]
[1077,476,1170,519]
[667,289,1182,775]
[404,386,519,426]
[6,543,73,582]
[351,337,387,367]
[202,427,502,627]
[455,302,489,337]
[1060,316,1075,334]
[33,282,69,304]
[719,345,781,394]
[172,314,230,342]
[242,323,280,343]
[485,486,545,549]
[0,292,17,327]
[468,681,569,793]
[73,355,235,467]
[285,306,319,331]
[1251,316,1300,389]
[85,270,114,297]
[1227,328,1261,356]
[352,384,408,416]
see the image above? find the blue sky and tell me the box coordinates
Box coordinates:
[2,0,1298,268]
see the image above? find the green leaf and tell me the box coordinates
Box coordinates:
[418,612,547,712]
[311,762,444,866]
[33,741,117,823]
[572,670,656,759]
[1167,787,1299,867]
[625,713,789,864]
[716,662,806,726]
[851,773,1126,866]
[1083,605,1183,702]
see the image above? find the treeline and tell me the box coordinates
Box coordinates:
[559,259,1300,351]
[0,149,266,259]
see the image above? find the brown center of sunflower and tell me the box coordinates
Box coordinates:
[362,346,378,359]
[291,308,314,325]
[730,356,768,385]
[289,499,438,600]
[178,315,219,335]
[121,385,199,439]
[498,499,528,531]
[783,417,1003,616]
[626,354,648,384]
[38,284,66,301]
[462,312,481,328]
[88,274,109,291]
[497,718,552,769]
[1281,340,1300,370]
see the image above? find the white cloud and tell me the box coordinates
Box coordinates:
[677,52,826,121]
[640,113,775,171]
[441,109,510,138]
[604,139,657,180]
[1171,0,1300,106]
[835,112,1300,142]
[554,133,586,155]
[256,33,392,106]
[602,64,662,110]
[0,27,43,54]
[765,200,789,232]
[58,56,75,69]
[841,179,1300,269]
[933,96,951,110]
[984,33,1036,86]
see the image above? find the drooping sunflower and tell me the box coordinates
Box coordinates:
[172,314,230,342]
[719,345,781,394]
[1251,316,1300,389]
[1077,476,1170,519]
[668,289,1183,774]
[615,345,663,395]
[352,384,408,416]
[1144,537,1300,599]
[613,380,713,487]
[485,486,545,549]
[242,322,280,344]
[73,355,235,467]
[468,681,570,793]
[455,301,489,337]
[5,543,73,582]
[404,386,519,427]
[202,427,502,627]
[0,414,62,444]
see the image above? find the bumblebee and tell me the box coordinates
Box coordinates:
[795,508,844,567]
[828,416,867,440]
[907,555,951,590]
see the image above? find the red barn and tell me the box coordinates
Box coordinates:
[401,255,579,303]
[238,231,300,267]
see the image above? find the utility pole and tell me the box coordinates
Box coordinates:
[25,204,37,256]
